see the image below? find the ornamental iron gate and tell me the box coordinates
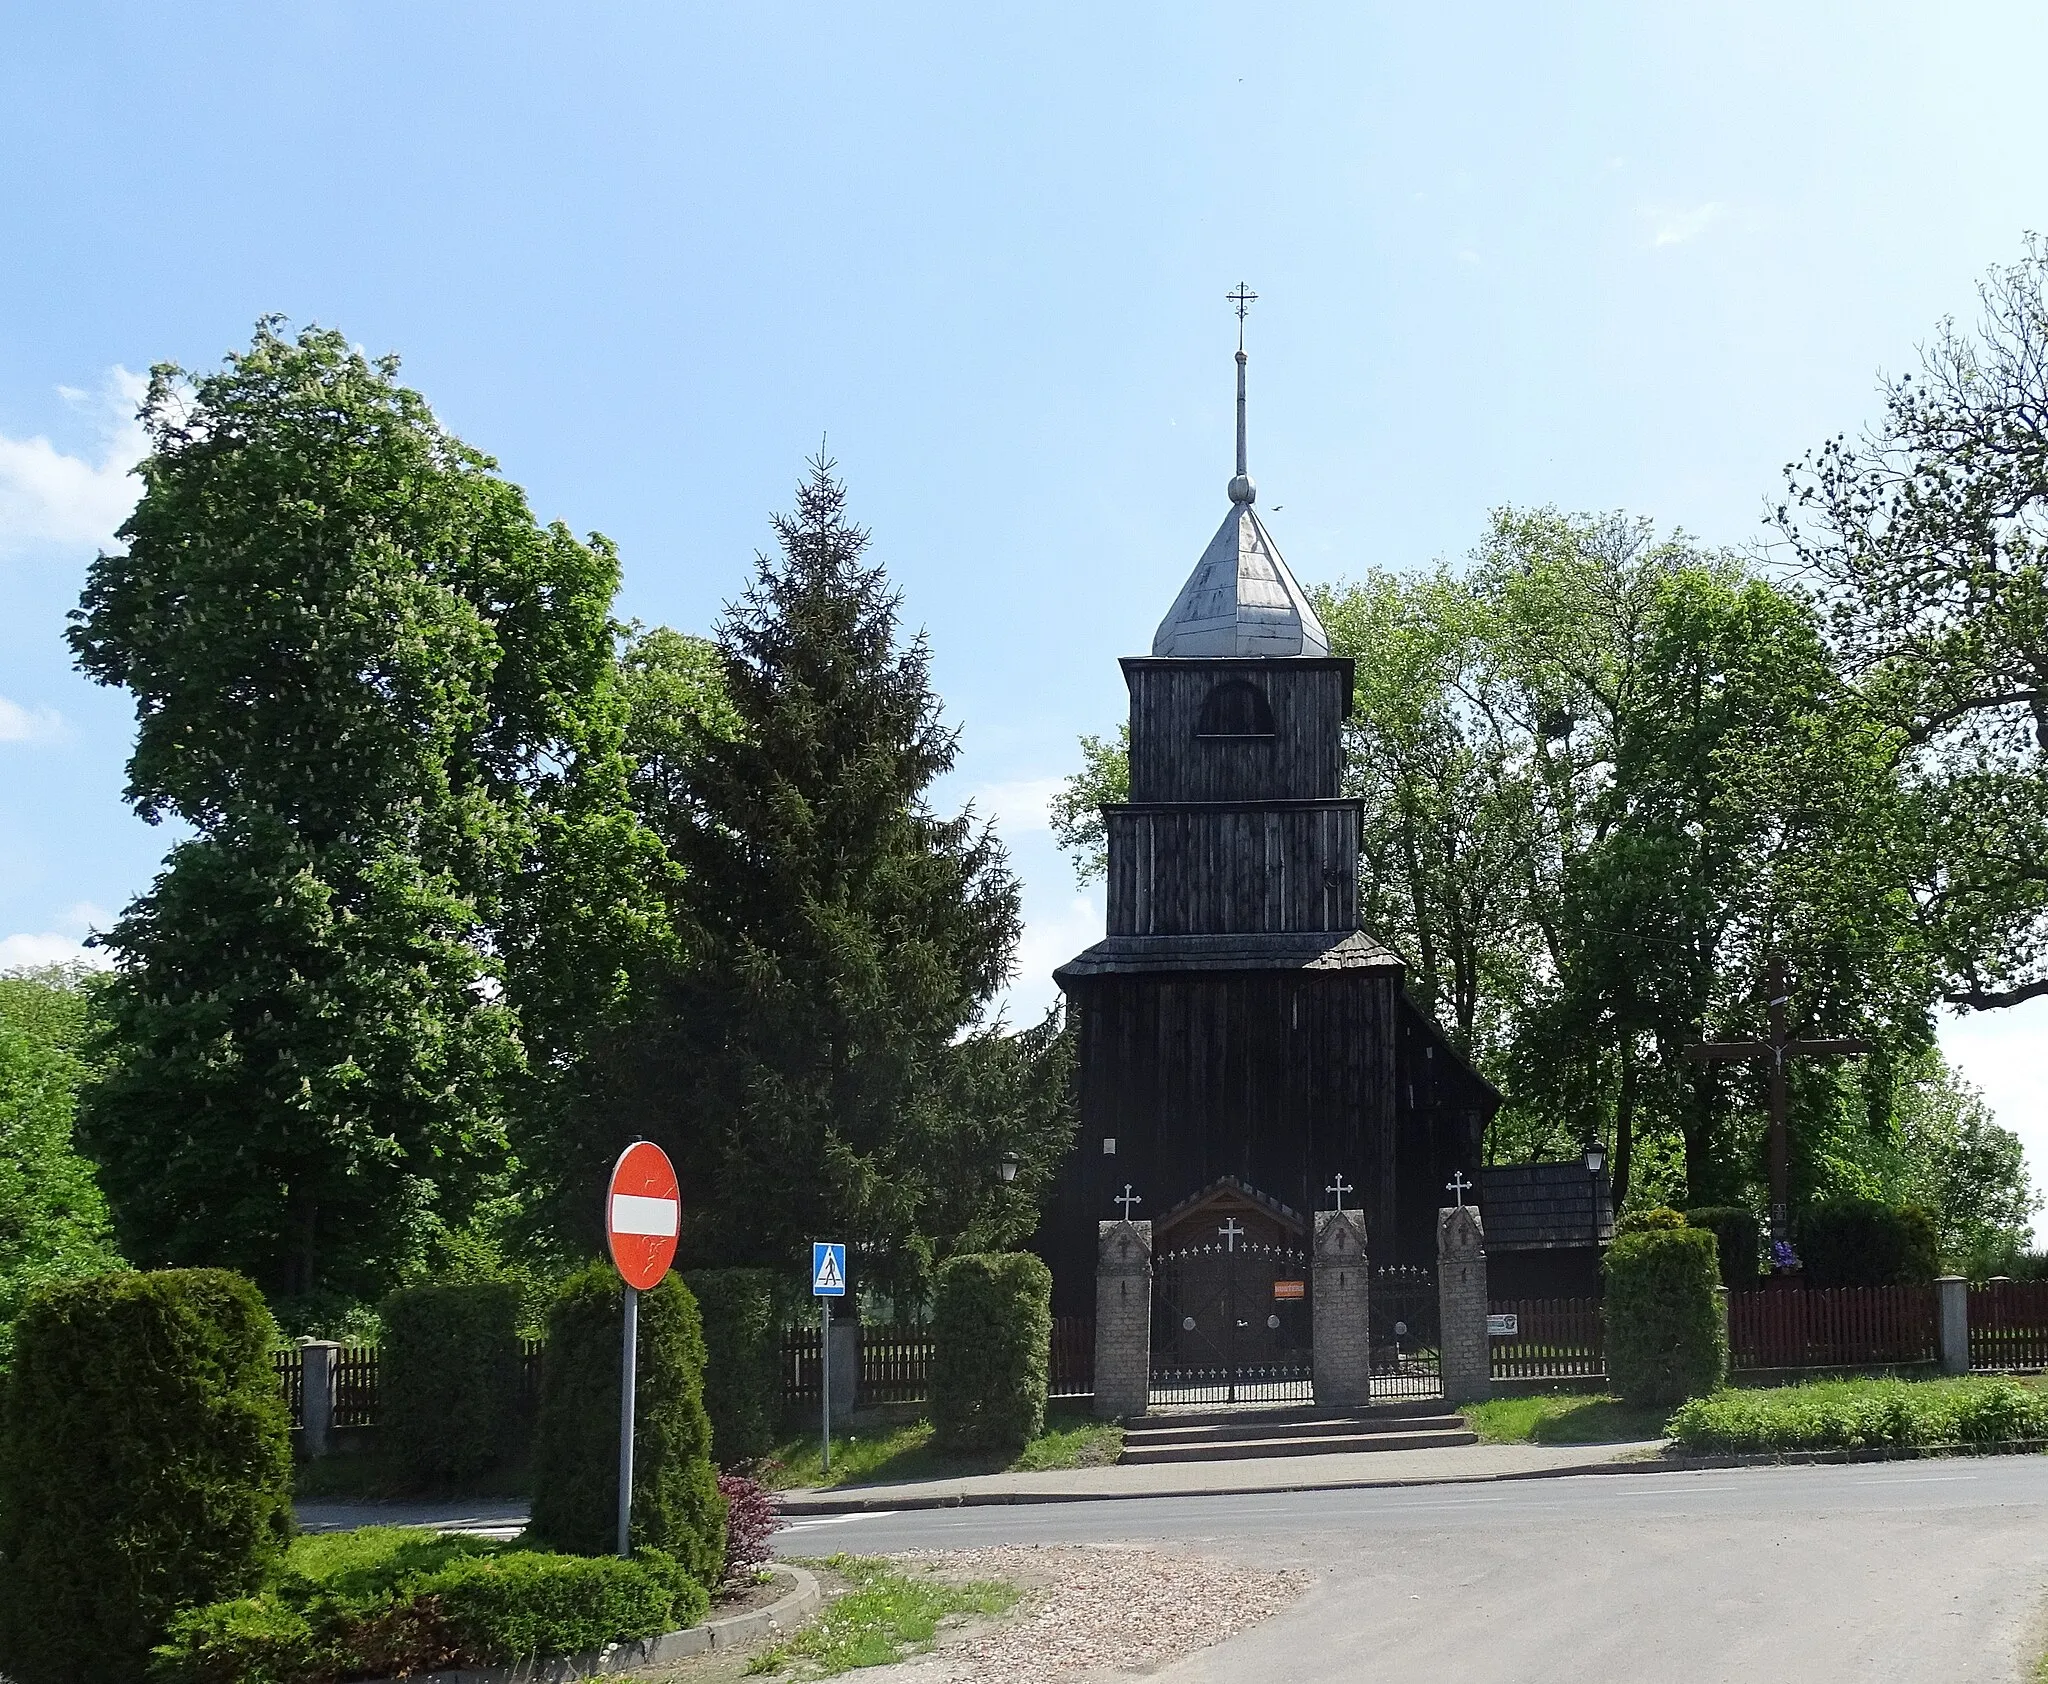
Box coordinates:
[1151,1235,1313,1405]
[1371,1264,1443,1401]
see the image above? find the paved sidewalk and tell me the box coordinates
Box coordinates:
[774,1438,1668,1512]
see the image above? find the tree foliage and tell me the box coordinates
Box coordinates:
[67,319,660,1315]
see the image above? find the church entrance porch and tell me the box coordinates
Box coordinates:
[1150,1231,1313,1406]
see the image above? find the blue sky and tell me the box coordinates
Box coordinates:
[2,1,2042,1177]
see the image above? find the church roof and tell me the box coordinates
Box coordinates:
[1477,1162,1615,1252]
[1151,498,1331,658]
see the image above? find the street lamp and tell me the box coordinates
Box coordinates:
[998,1154,1019,1184]
[1584,1140,1606,1257]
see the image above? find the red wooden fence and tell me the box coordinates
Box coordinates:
[1969,1280,2048,1372]
[1727,1285,1936,1371]
[1489,1297,1604,1379]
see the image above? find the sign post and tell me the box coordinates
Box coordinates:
[606,1141,680,1559]
[811,1241,846,1476]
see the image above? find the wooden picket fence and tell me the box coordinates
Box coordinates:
[777,1315,1096,1407]
[1488,1297,1604,1380]
[276,1339,544,1430]
[1968,1280,2048,1372]
[1727,1284,1937,1371]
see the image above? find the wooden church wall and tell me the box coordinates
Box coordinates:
[1123,658,1352,803]
[1044,966,1402,1312]
[1105,802,1361,935]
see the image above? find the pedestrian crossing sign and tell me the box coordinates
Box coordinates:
[811,1241,847,1297]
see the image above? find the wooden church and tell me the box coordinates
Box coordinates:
[1041,319,1506,1316]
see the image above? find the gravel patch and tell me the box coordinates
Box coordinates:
[859,1544,1310,1682]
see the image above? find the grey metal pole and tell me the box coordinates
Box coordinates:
[617,1283,639,1558]
[821,1294,832,1477]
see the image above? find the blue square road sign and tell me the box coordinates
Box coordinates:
[811,1242,847,1297]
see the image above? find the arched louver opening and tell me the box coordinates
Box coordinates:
[1195,679,1276,738]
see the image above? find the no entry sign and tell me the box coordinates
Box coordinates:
[606,1141,680,1291]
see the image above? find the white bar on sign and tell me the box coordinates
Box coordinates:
[611,1193,679,1237]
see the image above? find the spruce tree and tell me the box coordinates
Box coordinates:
[627,459,1038,1288]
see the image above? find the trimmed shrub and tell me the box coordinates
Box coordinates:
[0,1268,294,1684]
[379,1280,522,1485]
[1603,1226,1726,1408]
[1684,1206,1762,1289]
[929,1251,1052,1454]
[1800,1198,1939,1287]
[1666,1375,2048,1453]
[151,1530,711,1681]
[1614,1205,1687,1236]
[683,1267,783,1466]
[526,1262,725,1583]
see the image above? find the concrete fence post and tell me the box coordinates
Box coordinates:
[1093,1219,1153,1420]
[1437,1205,1491,1405]
[299,1338,339,1459]
[1313,1209,1371,1408]
[1936,1275,1970,1375]
[827,1317,861,1423]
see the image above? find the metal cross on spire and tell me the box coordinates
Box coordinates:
[1325,1173,1354,1214]
[1681,953,1870,1243]
[1445,1171,1473,1209]
[1114,1183,1142,1220]
[1226,283,1257,487]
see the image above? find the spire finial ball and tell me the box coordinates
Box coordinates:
[1228,473,1256,504]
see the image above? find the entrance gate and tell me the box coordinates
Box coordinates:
[1371,1263,1442,1401]
[1150,1235,1312,1405]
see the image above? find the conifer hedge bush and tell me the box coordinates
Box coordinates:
[379,1280,522,1485]
[1684,1206,1762,1289]
[930,1251,1052,1453]
[0,1268,294,1684]
[526,1263,725,1583]
[1603,1223,1727,1408]
[1799,1198,1940,1286]
[683,1266,783,1466]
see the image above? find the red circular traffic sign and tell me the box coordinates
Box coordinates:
[606,1141,680,1291]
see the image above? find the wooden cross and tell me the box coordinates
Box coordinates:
[1218,1218,1244,1251]
[1325,1173,1354,1214]
[1445,1171,1472,1209]
[1114,1184,1142,1220]
[1680,954,1870,1240]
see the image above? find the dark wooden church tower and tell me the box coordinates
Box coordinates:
[1043,314,1498,1312]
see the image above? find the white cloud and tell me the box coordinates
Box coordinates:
[1648,201,1727,248]
[970,776,1066,835]
[0,932,112,972]
[0,695,65,742]
[0,366,148,556]
[991,892,1104,1026]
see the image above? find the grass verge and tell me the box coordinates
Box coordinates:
[762,1407,1122,1489]
[747,1555,1015,1677]
[1667,1374,2048,1453]
[1464,1392,1670,1446]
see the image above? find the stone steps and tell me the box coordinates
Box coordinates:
[1119,1405,1476,1465]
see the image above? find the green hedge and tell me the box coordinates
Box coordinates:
[379,1280,522,1485]
[682,1267,783,1467]
[151,1527,711,1681]
[0,1269,294,1684]
[526,1263,725,1582]
[1800,1199,1939,1286]
[1603,1225,1726,1408]
[929,1251,1052,1453]
[1684,1207,1762,1289]
[1667,1376,2048,1453]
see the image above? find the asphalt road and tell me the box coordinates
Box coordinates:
[776,1458,2048,1682]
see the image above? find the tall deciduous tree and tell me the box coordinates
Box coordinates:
[68,320,657,1314]
[1778,237,2048,1013]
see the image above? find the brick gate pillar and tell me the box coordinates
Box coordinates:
[1936,1275,1969,1375]
[299,1338,339,1458]
[1437,1205,1491,1405]
[1312,1209,1370,1407]
[1093,1219,1153,1420]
